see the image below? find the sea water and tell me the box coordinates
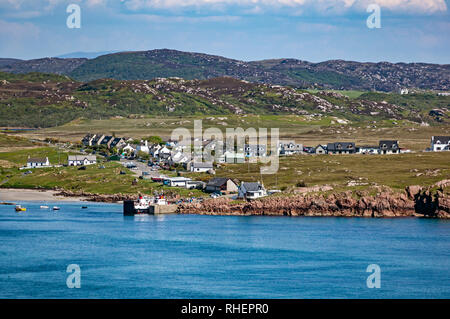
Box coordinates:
[0,201,449,298]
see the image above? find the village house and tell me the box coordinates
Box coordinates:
[27,156,50,168]
[245,144,267,158]
[122,143,136,155]
[314,145,327,155]
[190,162,214,173]
[379,140,400,154]
[327,142,356,154]
[99,135,114,148]
[68,155,97,166]
[357,145,379,155]
[90,134,105,146]
[110,137,126,149]
[238,182,267,200]
[185,180,206,190]
[278,140,303,155]
[205,177,239,194]
[82,134,97,146]
[431,136,450,151]
[222,151,245,164]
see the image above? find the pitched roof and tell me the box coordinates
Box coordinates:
[432,136,450,144]
[27,157,48,163]
[192,162,213,168]
[207,177,230,187]
[68,155,96,161]
[379,140,399,150]
[327,142,355,151]
[242,182,262,192]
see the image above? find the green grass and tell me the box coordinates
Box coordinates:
[199,152,450,192]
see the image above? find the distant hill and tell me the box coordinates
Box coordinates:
[1,57,87,75]
[0,71,448,128]
[0,58,22,67]
[0,49,449,92]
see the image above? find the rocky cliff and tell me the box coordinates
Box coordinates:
[178,181,450,218]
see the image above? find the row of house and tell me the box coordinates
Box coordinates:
[303,140,405,155]
[26,155,97,168]
[82,133,128,149]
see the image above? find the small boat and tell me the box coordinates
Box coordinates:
[15,205,26,212]
[40,205,49,209]
[81,206,88,209]
[52,206,60,211]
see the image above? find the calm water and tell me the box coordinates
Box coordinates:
[0,201,449,299]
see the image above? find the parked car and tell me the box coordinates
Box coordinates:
[78,166,86,170]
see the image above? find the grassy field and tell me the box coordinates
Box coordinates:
[13,114,450,151]
[187,151,450,194]
[0,146,204,197]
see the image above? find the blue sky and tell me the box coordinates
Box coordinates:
[0,0,449,63]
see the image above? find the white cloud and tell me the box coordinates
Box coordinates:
[122,0,448,14]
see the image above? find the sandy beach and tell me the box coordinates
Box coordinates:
[0,188,88,202]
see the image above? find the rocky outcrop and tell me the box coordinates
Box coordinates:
[178,182,450,219]
[55,190,137,203]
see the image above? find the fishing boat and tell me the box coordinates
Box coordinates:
[123,195,174,215]
[52,206,60,211]
[81,205,88,209]
[40,205,49,209]
[15,205,26,212]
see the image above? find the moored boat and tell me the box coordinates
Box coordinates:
[124,195,174,215]
[40,205,49,209]
[15,205,26,212]
[53,206,60,211]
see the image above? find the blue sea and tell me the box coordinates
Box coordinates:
[0,201,449,299]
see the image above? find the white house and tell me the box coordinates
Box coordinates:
[190,162,214,173]
[279,140,303,155]
[431,136,450,152]
[122,143,136,155]
[238,182,267,200]
[68,155,97,166]
[136,140,150,154]
[164,177,192,187]
[27,157,50,168]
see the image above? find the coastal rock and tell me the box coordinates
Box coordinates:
[178,181,450,219]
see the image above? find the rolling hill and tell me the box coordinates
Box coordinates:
[0,49,448,92]
[0,71,448,128]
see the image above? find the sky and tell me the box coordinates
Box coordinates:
[0,0,449,63]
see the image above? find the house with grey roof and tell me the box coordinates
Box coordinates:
[327,142,356,154]
[431,136,450,152]
[238,182,267,200]
[379,140,400,154]
[27,157,50,168]
[205,177,238,194]
[68,155,97,166]
[190,162,214,173]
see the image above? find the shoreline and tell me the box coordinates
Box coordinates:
[0,188,90,202]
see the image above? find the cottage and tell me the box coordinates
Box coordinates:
[205,177,239,194]
[91,134,105,146]
[99,136,114,148]
[68,155,97,166]
[279,140,303,155]
[122,143,136,155]
[327,142,356,154]
[185,180,206,190]
[431,136,450,152]
[223,151,245,164]
[136,140,150,154]
[27,157,50,168]
[110,137,126,149]
[314,145,327,155]
[378,140,400,154]
[190,162,214,173]
[82,134,96,146]
[357,145,379,155]
[245,144,267,157]
[238,182,267,200]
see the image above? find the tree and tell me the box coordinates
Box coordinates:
[145,135,163,145]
